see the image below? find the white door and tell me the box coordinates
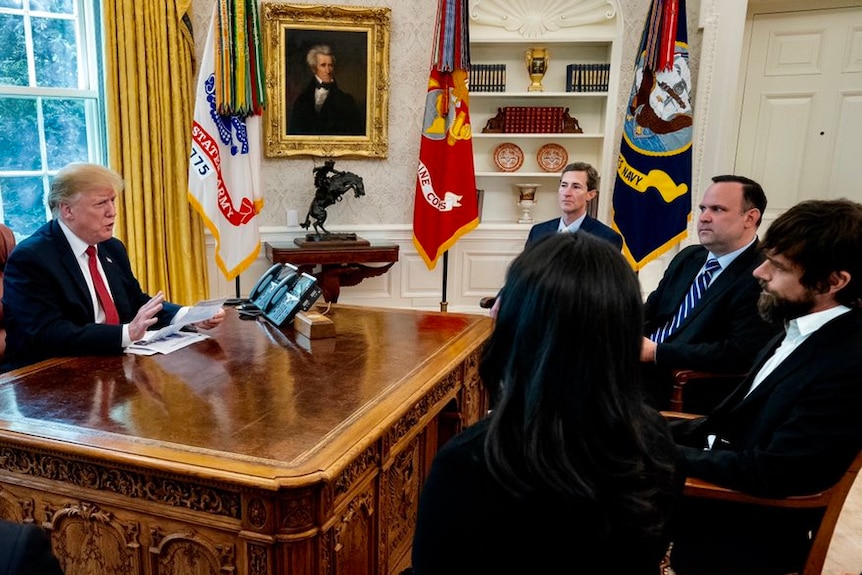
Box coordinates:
[735,6,862,217]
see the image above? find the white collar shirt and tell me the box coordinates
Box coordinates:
[747,305,851,396]
[557,213,587,234]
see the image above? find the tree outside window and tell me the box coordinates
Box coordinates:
[0,0,105,241]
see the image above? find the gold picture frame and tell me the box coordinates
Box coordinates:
[262,3,391,158]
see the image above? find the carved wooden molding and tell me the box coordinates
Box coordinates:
[469,0,616,38]
[150,527,236,573]
[0,445,240,519]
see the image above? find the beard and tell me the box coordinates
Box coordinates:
[757,287,816,324]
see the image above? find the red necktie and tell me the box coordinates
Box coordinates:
[86,245,120,325]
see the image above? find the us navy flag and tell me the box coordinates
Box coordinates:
[612,0,693,270]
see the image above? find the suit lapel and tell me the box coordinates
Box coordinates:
[676,242,758,326]
[659,249,706,317]
[51,220,93,306]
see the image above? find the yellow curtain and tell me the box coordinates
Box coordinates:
[102,0,208,304]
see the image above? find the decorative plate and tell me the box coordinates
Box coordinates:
[493,142,524,172]
[536,143,568,172]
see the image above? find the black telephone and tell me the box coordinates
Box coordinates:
[249,263,282,302]
[262,271,323,327]
[247,263,323,327]
[249,263,297,311]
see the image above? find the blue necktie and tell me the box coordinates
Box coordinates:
[651,258,721,343]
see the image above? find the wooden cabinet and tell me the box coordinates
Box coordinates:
[468,2,620,225]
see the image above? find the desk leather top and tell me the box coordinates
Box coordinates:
[0,306,492,487]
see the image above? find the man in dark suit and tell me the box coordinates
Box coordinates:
[0,163,224,372]
[670,198,862,575]
[0,519,64,574]
[640,175,780,408]
[487,162,621,317]
[525,161,623,250]
[288,44,363,136]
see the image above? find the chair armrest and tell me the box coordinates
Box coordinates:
[683,477,831,509]
[669,369,747,412]
[660,410,702,420]
[479,296,497,309]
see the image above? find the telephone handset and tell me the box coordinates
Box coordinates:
[249,263,299,311]
[256,270,298,313]
[249,263,283,302]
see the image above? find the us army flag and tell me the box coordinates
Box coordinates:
[188,7,263,281]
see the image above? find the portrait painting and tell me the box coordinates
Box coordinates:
[262,3,391,158]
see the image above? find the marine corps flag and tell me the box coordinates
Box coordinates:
[612,0,693,270]
[188,0,266,281]
[412,0,478,270]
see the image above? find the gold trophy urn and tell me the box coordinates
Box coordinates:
[525,47,549,92]
[515,183,540,224]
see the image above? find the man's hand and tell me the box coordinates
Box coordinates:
[128,291,165,342]
[195,307,226,330]
[641,336,657,363]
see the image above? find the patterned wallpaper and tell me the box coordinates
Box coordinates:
[189,0,702,229]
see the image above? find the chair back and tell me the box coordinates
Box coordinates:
[682,449,862,575]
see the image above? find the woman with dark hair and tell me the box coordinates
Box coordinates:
[410,232,679,574]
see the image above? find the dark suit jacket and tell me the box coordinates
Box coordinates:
[525,215,623,250]
[288,81,363,135]
[0,520,64,575]
[642,243,780,398]
[669,309,862,573]
[1,220,180,371]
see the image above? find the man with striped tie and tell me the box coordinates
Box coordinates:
[640,175,780,409]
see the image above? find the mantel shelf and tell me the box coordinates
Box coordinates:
[476,171,563,177]
[474,132,603,139]
[470,91,607,98]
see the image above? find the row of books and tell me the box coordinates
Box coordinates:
[566,63,611,92]
[502,106,566,134]
[468,64,507,92]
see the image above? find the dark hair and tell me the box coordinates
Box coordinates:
[711,174,767,225]
[480,232,675,537]
[561,161,599,191]
[761,198,862,308]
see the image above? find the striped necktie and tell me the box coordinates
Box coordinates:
[651,258,721,343]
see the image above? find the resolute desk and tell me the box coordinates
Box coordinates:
[0,305,492,575]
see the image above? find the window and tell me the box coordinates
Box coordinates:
[0,0,105,241]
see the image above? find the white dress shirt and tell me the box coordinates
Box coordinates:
[746,304,851,396]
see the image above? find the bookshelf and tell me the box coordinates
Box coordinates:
[468,9,620,225]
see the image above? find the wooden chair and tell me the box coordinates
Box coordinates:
[479,296,496,309]
[669,369,747,414]
[681,450,862,575]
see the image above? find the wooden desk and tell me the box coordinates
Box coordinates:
[0,305,492,575]
[265,242,399,302]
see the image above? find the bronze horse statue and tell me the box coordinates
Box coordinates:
[300,171,365,236]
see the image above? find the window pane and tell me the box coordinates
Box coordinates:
[0,0,23,9]
[44,98,89,169]
[32,15,78,88]
[0,13,27,87]
[0,176,47,237]
[0,98,40,170]
[30,0,74,14]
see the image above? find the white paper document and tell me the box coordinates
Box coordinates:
[125,298,225,355]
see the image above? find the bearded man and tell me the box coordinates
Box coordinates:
[668,198,862,575]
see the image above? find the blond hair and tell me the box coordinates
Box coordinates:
[48,163,124,217]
